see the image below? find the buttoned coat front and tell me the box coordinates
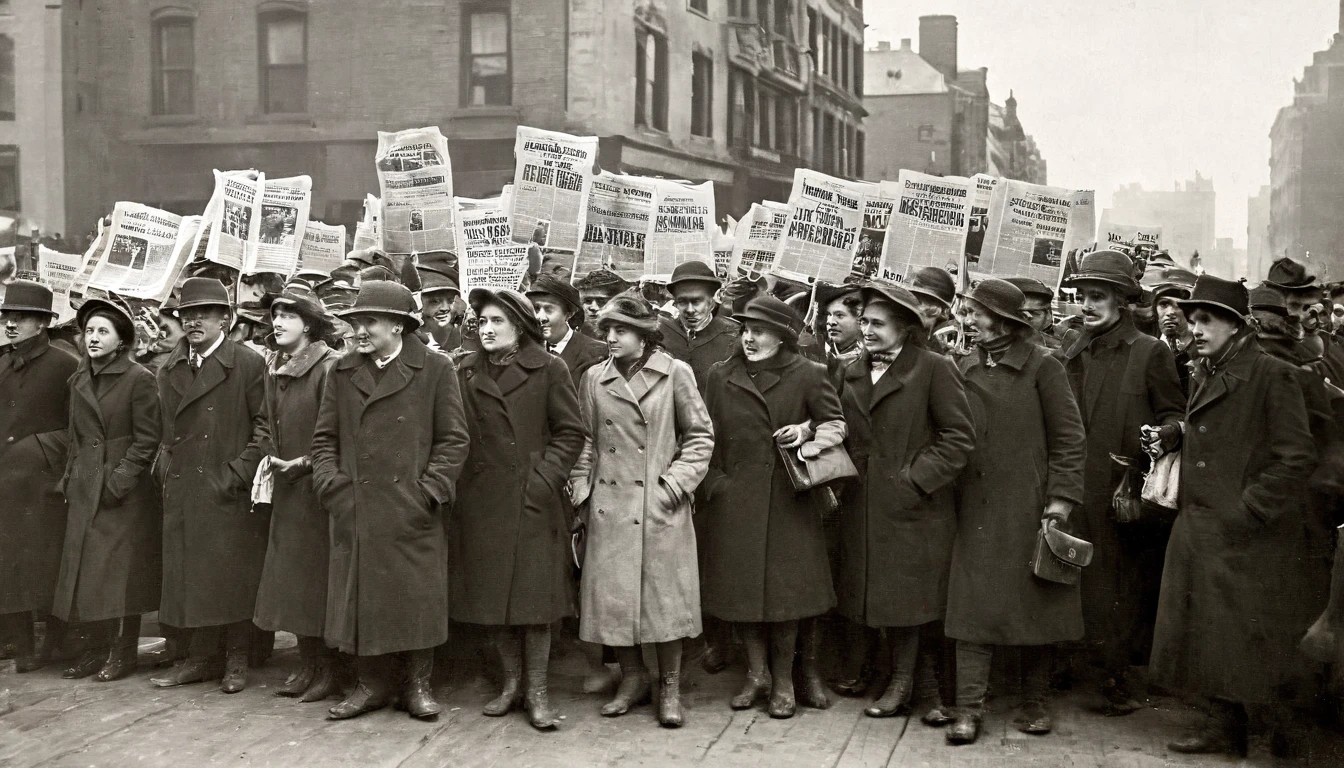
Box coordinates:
[156,338,269,628]
[310,335,470,656]
[835,346,976,628]
[659,314,739,392]
[53,353,162,623]
[569,351,714,646]
[451,344,586,625]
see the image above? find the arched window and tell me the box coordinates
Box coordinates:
[0,35,15,121]
[151,11,195,115]
[258,5,307,113]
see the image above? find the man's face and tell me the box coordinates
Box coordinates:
[824,298,861,349]
[1188,308,1240,359]
[1020,296,1053,333]
[580,290,616,321]
[1283,289,1318,331]
[1077,283,1124,331]
[1155,296,1188,338]
[1,310,48,345]
[179,306,229,351]
[1332,302,1344,333]
[532,295,572,343]
[350,314,404,357]
[422,291,457,326]
[672,283,716,328]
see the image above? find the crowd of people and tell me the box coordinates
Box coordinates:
[2,242,1343,759]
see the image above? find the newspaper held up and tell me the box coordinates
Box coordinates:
[976,180,1096,288]
[454,197,530,295]
[35,246,86,324]
[249,174,312,275]
[963,174,999,287]
[730,202,789,276]
[352,194,382,252]
[713,216,737,279]
[298,221,347,276]
[376,127,455,256]
[70,219,109,299]
[877,171,972,285]
[203,169,264,272]
[853,183,895,282]
[88,202,186,300]
[575,171,655,282]
[645,180,716,280]
[773,169,867,284]
[1097,209,1163,253]
[510,127,599,253]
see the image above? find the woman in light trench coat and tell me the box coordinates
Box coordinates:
[569,294,714,728]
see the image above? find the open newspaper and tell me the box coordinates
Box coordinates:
[730,202,789,275]
[250,174,311,275]
[298,221,347,276]
[713,216,736,279]
[70,219,109,298]
[877,171,972,284]
[962,174,999,288]
[454,197,529,295]
[510,127,598,253]
[575,171,654,282]
[376,127,454,255]
[34,246,85,324]
[1097,209,1162,252]
[87,202,187,300]
[203,169,263,272]
[975,180,1096,288]
[772,169,866,284]
[853,182,895,281]
[645,180,715,280]
[352,194,382,252]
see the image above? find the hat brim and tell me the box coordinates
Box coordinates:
[175,298,233,311]
[907,285,951,308]
[957,293,1034,328]
[1151,285,1193,301]
[596,311,660,334]
[525,287,581,316]
[335,307,422,332]
[1066,273,1142,299]
[1263,279,1320,293]
[1177,298,1248,323]
[1,303,58,317]
[76,297,134,328]
[420,284,461,296]
[732,312,799,341]
[1249,303,1288,317]
[860,286,925,327]
[667,275,722,291]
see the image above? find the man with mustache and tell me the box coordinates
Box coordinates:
[1262,257,1344,385]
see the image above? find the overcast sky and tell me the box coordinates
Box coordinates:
[863,0,1340,246]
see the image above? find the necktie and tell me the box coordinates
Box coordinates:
[548,343,558,354]
[189,354,201,374]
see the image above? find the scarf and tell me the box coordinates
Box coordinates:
[976,332,1014,366]
[1196,326,1255,381]
[615,346,655,380]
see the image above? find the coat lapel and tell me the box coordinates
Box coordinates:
[726,362,769,410]
[869,346,917,411]
[362,338,426,412]
[73,369,104,430]
[174,340,235,418]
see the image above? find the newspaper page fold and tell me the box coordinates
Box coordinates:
[877,171,972,284]
[510,127,598,252]
[376,127,455,255]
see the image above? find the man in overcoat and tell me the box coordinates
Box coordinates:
[150,277,269,693]
[311,280,470,721]
[1058,250,1184,714]
[527,273,607,387]
[0,280,79,671]
[574,269,630,339]
[659,261,739,393]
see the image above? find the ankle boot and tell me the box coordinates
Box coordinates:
[866,628,918,718]
[483,630,523,717]
[795,619,830,710]
[220,650,248,693]
[947,706,983,744]
[1098,672,1140,716]
[1168,701,1247,756]
[915,646,952,726]
[328,655,394,720]
[277,636,321,697]
[63,648,108,679]
[658,672,684,727]
[602,648,651,717]
[731,626,771,710]
[151,655,224,687]
[767,622,798,719]
[300,647,342,703]
[96,616,140,682]
[523,627,559,730]
[580,641,621,694]
[402,649,441,719]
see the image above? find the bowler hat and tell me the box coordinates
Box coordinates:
[468,287,545,345]
[733,296,803,343]
[958,278,1032,328]
[76,294,136,343]
[1147,265,1198,300]
[1248,285,1288,317]
[815,281,863,309]
[667,261,722,292]
[317,275,359,312]
[176,277,232,311]
[596,293,661,334]
[1178,275,1249,323]
[1066,250,1141,299]
[860,281,925,328]
[575,269,630,293]
[909,267,956,308]
[1264,257,1318,292]
[526,273,582,317]
[337,279,421,332]
[0,279,56,317]
[1005,276,1055,301]
[418,263,460,296]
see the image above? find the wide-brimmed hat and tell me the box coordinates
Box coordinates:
[860,281,925,327]
[575,269,630,293]
[1264,256,1318,292]
[1248,285,1288,317]
[468,287,545,345]
[733,296,803,342]
[815,281,863,309]
[417,263,460,296]
[958,278,1033,328]
[526,273,582,317]
[177,277,232,311]
[0,279,56,317]
[1178,275,1249,323]
[667,260,721,292]
[596,293,660,334]
[270,281,327,317]
[1147,265,1198,300]
[1004,276,1055,301]
[908,267,956,308]
[336,279,421,332]
[1066,249,1141,299]
[76,294,136,343]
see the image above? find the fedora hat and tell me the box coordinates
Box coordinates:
[0,279,56,317]
[417,263,460,296]
[526,273,582,317]
[468,287,545,345]
[336,280,421,332]
[177,277,232,311]
[1248,285,1288,317]
[1264,256,1318,292]
[1178,275,1249,323]
[574,269,631,293]
[958,278,1032,328]
[908,267,956,308]
[1004,276,1055,301]
[733,295,803,343]
[667,260,722,292]
[860,281,925,327]
[1066,249,1141,299]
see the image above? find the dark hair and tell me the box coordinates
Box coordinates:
[813,292,864,341]
[84,308,136,353]
[273,299,335,344]
[598,319,664,350]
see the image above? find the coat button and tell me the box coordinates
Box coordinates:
[171,473,180,479]
[196,467,203,473]
[608,447,616,453]
[4,436,11,443]
[633,519,640,525]
[397,416,405,423]
[92,440,100,447]
[361,454,370,459]
[598,508,605,515]
[361,479,370,484]
[598,479,606,485]
[207,405,214,411]
[637,446,644,452]
[393,476,399,483]
[605,419,613,425]
[1196,461,1206,469]
[1198,425,1206,433]
[202,434,208,439]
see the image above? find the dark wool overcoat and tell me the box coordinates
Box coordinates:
[558,330,608,388]
[659,314,739,392]
[1151,341,1321,704]
[311,335,470,656]
[53,353,162,622]
[699,351,843,623]
[156,338,269,628]
[253,341,339,637]
[835,345,976,628]
[0,334,78,615]
[946,339,1088,645]
[451,344,586,625]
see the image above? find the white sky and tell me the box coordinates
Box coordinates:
[863,0,1340,246]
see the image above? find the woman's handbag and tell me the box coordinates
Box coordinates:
[1031,522,1093,585]
[1141,451,1181,511]
[777,441,859,492]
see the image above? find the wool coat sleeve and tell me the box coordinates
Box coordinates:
[223,354,268,491]
[1146,341,1185,429]
[537,357,587,493]
[416,358,471,510]
[1244,363,1316,525]
[659,359,715,502]
[1037,353,1087,510]
[906,355,975,496]
[568,368,598,513]
[106,369,162,502]
[309,367,346,499]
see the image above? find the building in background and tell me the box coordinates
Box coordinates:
[1247,184,1272,280]
[987,92,1046,184]
[62,0,864,243]
[0,0,65,238]
[1109,173,1216,262]
[1268,9,1344,281]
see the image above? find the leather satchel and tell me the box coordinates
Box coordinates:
[1031,522,1093,585]
[777,441,859,492]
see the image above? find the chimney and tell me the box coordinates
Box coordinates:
[900,38,912,51]
[919,15,958,80]
[876,40,891,52]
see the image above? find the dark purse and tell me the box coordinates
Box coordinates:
[776,441,859,492]
[1031,522,1093,585]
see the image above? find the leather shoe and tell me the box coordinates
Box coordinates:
[658,672,683,728]
[276,662,316,697]
[921,704,955,727]
[767,689,796,719]
[62,649,108,679]
[328,681,394,720]
[700,642,728,675]
[220,651,248,693]
[299,658,342,703]
[1168,711,1247,757]
[730,674,771,710]
[864,674,912,718]
[601,668,650,717]
[151,656,223,687]
[946,709,982,745]
[1097,676,1140,716]
[1014,700,1053,734]
[96,646,138,682]
[403,650,441,719]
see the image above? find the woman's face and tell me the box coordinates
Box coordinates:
[860,301,910,355]
[740,320,784,362]
[605,323,645,362]
[271,306,308,350]
[964,299,1010,345]
[825,298,861,349]
[477,304,520,353]
[83,315,123,361]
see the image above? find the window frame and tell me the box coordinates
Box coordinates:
[150,15,195,116]
[461,4,513,107]
[635,25,669,132]
[691,51,713,138]
[258,7,308,115]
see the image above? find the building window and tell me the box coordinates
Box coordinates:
[0,35,13,121]
[635,26,668,131]
[689,0,709,15]
[728,0,751,19]
[691,52,713,137]
[729,67,755,147]
[823,113,836,174]
[856,129,864,177]
[852,40,863,96]
[258,8,307,114]
[816,19,829,78]
[0,145,19,211]
[151,17,194,115]
[462,7,511,106]
[918,124,935,142]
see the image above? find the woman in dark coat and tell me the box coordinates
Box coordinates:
[454,288,586,731]
[700,296,846,719]
[52,297,162,681]
[1150,276,1319,757]
[835,283,975,720]
[253,284,341,702]
[944,279,1087,744]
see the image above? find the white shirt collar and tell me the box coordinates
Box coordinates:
[191,333,225,363]
[550,327,574,354]
[374,339,404,369]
